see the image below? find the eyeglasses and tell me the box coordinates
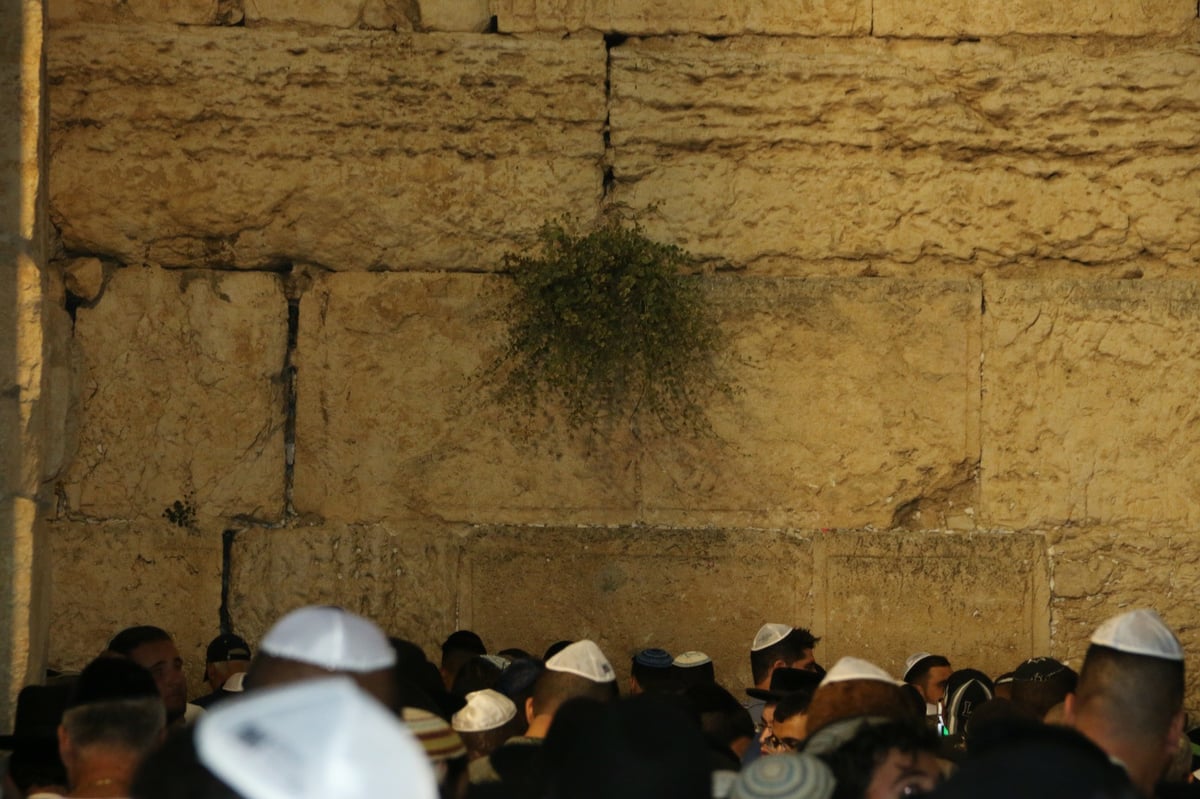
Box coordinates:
[764,733,802,752]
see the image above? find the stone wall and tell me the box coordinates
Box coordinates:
[27,0,1200,707]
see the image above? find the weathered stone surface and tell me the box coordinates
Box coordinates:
[642,277,982,530]
[461,526,814,689]
[62,266,287,520]
[609,37,1200,274]
[981,280,1200,530]
[875,0,1196,37]
[293,272,642,525]
[493,0,870,35]
[1049,527,1200,712]
[62,256,104,301]
[418,0,490,32]
[48,0,241,25]
[227,522,462,658]
[47,519,223,700]
[244,0,415,28]
[818,531,1050,681]
[48,25,606,271]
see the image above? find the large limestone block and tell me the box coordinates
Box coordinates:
[293,272,641,525]
[48,519,223,700]
[48,0,241,25]
[48,26,606,271]
[817,531,1050,679]
[1049,527,1200,711]
[243,0,416,29]
[982,280,1200,530]
[609,38,1200,274]
[461,526,814,689]
[643,277,982,530]
[875,0,1196,37]
[227,523,462,656]
[493,0,870,35]
[62,266,287,520]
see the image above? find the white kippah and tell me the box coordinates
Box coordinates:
[260,606,396,672]
[545,640,616,683]
[673,651,712,668]
[196,677,436,799]
[1091,609,1184,661]
[751,624,792,652]
[452,689,517,733]
[819,657,901,687]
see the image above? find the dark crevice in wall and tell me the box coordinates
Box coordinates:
[283,292,300,519]
[601,34,626,201]
[219,529,236,634]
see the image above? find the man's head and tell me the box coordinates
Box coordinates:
[59,657,167,791]
[452,689,524,761]
[902,653,952,705]
[526,640,618,736]
[1067,609,1185,796]
[749,624,820,687]
[1010,657,1077,721]
[630,648,679,695]
[440,630,486,691]
[246,606,398,710]
[804,658,918,741]
[820,719,942,799]
[204,634,252,693]
[108,626,188,724]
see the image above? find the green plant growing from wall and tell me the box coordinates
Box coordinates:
[491,218,732,437]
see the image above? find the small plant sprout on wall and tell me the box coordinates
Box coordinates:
[490,217,734,439]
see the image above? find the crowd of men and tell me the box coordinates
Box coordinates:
[1,606,1195,799]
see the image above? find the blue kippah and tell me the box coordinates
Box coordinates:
[633,648,674,669]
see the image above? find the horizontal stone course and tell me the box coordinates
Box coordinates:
[293,272,980,529]
[609,37,1200,273]
[48,25,606,270]
[874,0,1197,37]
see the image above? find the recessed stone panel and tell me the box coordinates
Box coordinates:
[460,526,814,690]
[48,26,606,271]
[874,0,1196,37]
[609,38,1200,274]
[62,266,287,520]
[981,280,1200,530]
[492,0,870,35]
[227,523,462,658]
[47,519,224,700]
[48,0,239,25]
[292,272,641,525]
[642,277,981,530]
[818,531,1049,680]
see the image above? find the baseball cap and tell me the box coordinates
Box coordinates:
[196,677,436,799]
[207,634,252,664]
[545,640,616,683]
[1090,609,1184,661]
[260,606,396,672]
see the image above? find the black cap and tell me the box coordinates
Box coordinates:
[206,633,252,663]
[745,667,824,702]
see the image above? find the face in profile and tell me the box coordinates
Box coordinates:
[865,748,941,799]
[128,639,188,721]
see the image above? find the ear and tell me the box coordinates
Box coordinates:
[1166,708,1185,757]
[1062,692,1076,725]
[57,723,73,767]
[525,696,536,726]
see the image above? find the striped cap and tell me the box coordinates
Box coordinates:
[402,708,467,762]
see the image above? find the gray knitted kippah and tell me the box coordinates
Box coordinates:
[730,753,835,799]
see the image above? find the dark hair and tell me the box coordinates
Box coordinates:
[452,656,503,699]
[543,641,573,661]
[6,742,67,794]
[821,720,939,799]
[1011,666,1077,721]
[441,631,487,682]
[904,655,951,686]
[131,727,241,799]
[495,658,545,714]
[531,671,618,718]
[107,626,173,657]
[1075,644,1184,742]
[631,661,681,695]
[806,680,920,736]
[750,628,819,685]
[774,688,816,723]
